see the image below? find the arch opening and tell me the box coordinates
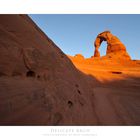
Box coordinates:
[94,31,110,57]
[99,41,107,57]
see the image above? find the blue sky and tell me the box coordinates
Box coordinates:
[29,15,140,59]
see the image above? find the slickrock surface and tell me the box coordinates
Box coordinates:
[0,15,97,125]
[69,55,140,125]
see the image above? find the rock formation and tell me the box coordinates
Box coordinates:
[0,15,98,125]
[74,54,85,60]
[94,31,131,60]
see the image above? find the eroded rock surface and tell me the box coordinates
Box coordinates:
[74,54,85,60]
[0,15,98,125]
[94,31,131,60]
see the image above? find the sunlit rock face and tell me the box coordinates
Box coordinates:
[94,31,131,60]
[74,54,85,60]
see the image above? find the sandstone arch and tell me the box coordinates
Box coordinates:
[94,31,131,60]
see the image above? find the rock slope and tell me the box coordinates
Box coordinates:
[0,15,98,125]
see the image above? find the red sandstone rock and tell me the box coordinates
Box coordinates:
[74,54,85,60]
[0,15,97,125]
[94,31,131,60]
[69,54,140,125]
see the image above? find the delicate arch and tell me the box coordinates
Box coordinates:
[94,31,111,57]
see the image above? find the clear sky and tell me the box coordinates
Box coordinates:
[29,15,140,60]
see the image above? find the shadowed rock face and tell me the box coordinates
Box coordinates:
[94,31,131,60]
[0,15,98,125]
